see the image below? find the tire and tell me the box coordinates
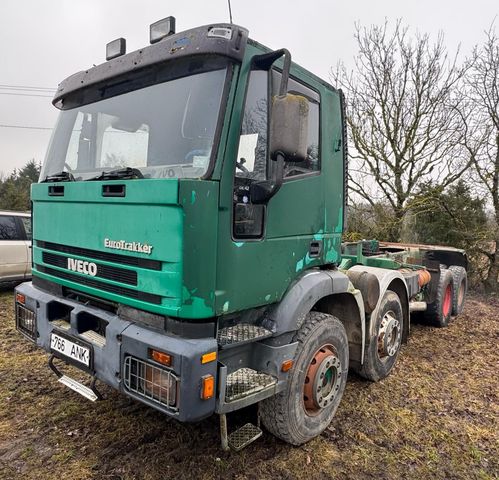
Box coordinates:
[449,266,467,316]
[358,290,403,382]
[259,311,349,446]
[424,269,454,327]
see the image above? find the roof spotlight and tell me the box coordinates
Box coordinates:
[106,38,126,61]
[150,16,176,44]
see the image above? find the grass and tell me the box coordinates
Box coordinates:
[0,289,497,479]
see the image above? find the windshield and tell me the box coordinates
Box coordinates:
[41,66,228,181]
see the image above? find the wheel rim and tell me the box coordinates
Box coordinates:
[303,345,342,416]
[443,284,452,317]
[377,310,401,360]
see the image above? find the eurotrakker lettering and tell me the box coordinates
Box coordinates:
[104,238,153,255]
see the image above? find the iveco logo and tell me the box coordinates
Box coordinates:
[67,258,98,277]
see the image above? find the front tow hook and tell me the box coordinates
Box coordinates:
[48,354,103,402]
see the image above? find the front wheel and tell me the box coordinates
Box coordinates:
[359,290,404,382]
[260,311,349,446]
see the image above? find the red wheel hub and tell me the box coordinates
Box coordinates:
[303,345,341,415]
[443,284,452,317]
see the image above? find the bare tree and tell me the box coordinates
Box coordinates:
[332,20,469,240]
[461,25,499,292]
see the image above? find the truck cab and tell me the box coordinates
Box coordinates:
[15,19,467,450]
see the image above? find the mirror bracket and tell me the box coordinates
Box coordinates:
[250,154,284,204]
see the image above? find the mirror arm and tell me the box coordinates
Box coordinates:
[250,153,285,204]
[278,50,291,96]
[251,48,291,96]
[272,153,285,196]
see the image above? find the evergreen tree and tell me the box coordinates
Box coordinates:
[0,159,41,211]
[402,181,490,284]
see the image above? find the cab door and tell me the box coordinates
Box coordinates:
[0,214,29,282]
[215,53,327,313]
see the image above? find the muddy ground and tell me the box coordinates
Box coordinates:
[0,290,497,480]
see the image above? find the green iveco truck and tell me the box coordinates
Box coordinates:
[15,18,468,450]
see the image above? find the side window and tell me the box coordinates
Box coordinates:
[236,70,268,181]
[272,71,321,178]
[20,217,32,241]
[0,215,21,241]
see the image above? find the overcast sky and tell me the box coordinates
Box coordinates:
[0,0,497,177]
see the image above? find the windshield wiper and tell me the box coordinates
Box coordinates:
[86,167,144,181]
[41,171,75,183]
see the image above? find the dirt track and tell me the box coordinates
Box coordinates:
[0,290,498,480]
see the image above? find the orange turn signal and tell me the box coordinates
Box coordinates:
[201,375,215,400]
[281,360,293,372]
[201,351,217,364]
[149,348,172,367]
[16,293,26,305]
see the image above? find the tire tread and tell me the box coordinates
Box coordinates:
[424,269,453,327]
[449,265,467,316]
[260,311,346,445]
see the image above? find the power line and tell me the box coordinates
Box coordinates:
[0,92,53,98]
[0,124,53,131]
[0,87,56,93]
[0,83,56,92]
[0,125,146,134]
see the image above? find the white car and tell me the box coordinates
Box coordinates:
[0,210,32,286]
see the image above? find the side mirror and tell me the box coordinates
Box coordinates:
[270,93,309,162]
[246,48,310,205]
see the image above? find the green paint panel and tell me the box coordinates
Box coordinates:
[31,178,185,317]
[178,180,219,318]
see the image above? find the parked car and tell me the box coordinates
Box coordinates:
[0,210,32,286]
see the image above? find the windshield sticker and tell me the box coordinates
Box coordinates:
[192,155,209,168]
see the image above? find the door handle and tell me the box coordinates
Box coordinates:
[309,240,322,258]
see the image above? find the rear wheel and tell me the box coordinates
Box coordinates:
[424,269,454,327]
[359,290,403,382]
[449,266,467,316]
[260,311,348,445]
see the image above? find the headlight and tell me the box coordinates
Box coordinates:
[123,356,178,410]
[16,301,37,342]
[143,362,176,404]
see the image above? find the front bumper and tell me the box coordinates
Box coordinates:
[14,281,218,422]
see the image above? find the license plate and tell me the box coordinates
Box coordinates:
[50,332,91,367]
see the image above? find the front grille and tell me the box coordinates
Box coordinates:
[16,303,37,341]
[36,265,162,305]
[123,356,178,412]
[37,241,161,271]
[42,251,137,286]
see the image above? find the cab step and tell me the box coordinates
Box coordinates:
[225,367,277,402]
[228,423,263,451]
[80,329,106,348]
[48,354,103,402]
[218,323,272,349]
[58,375,99,402]
[220,413,263,451]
